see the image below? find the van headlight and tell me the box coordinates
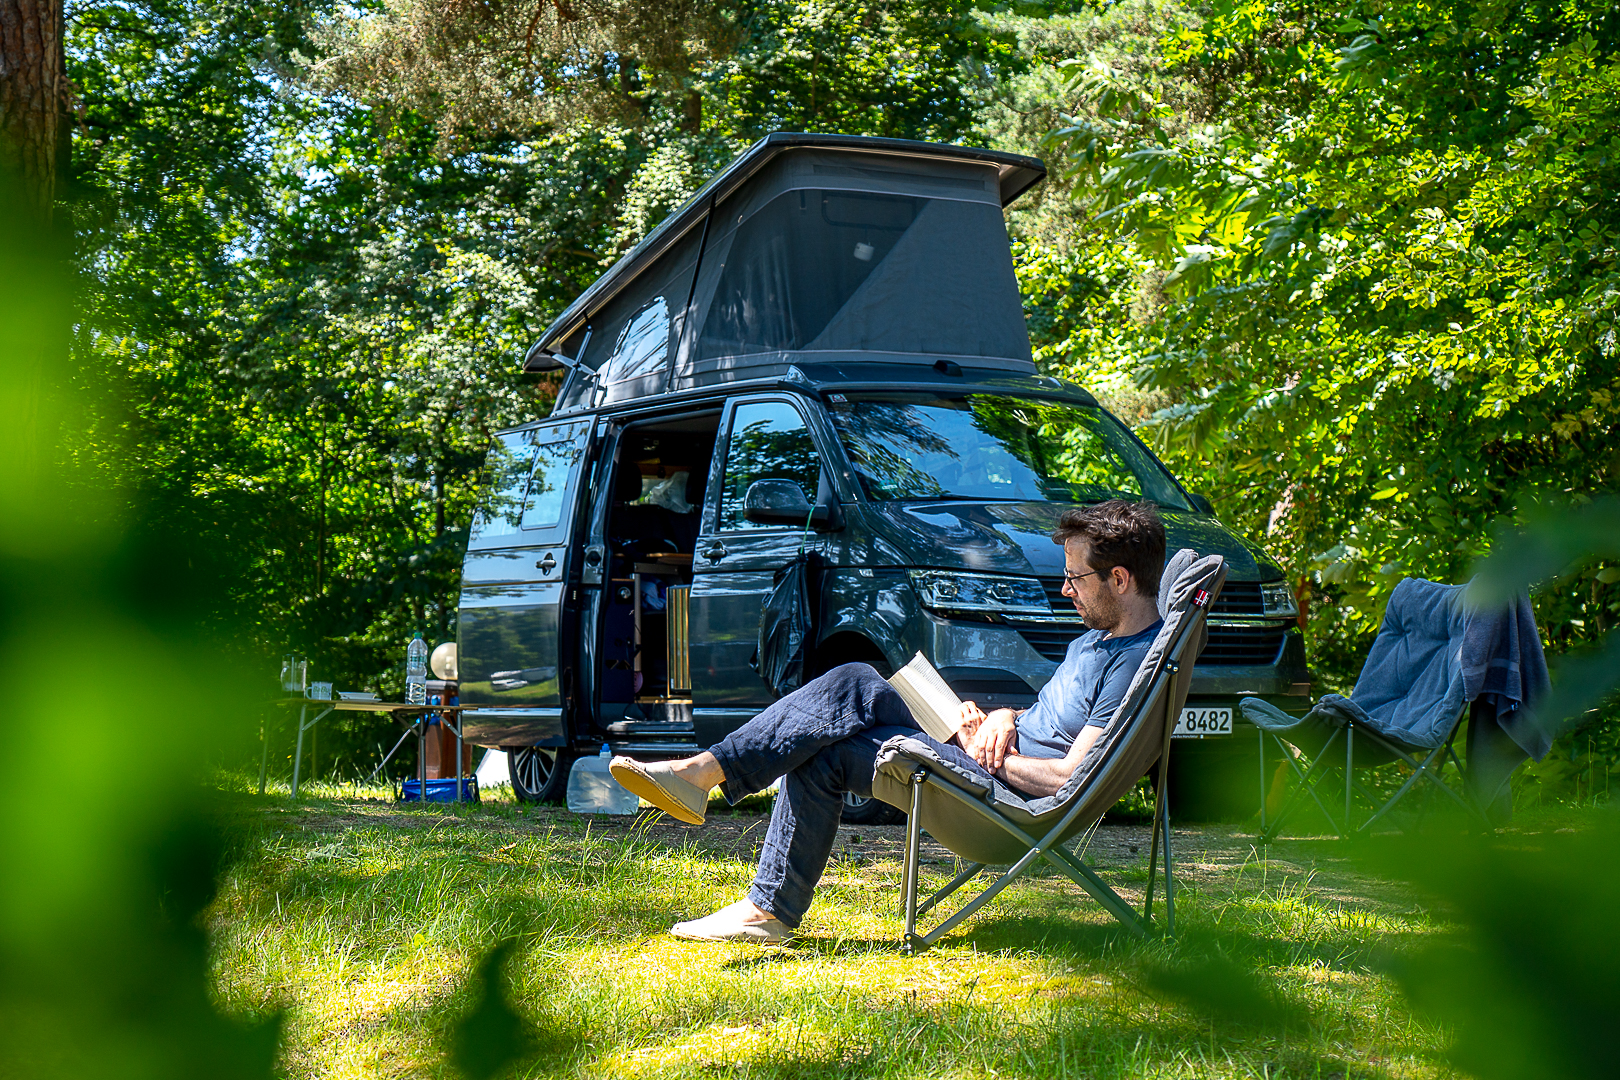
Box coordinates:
[1260,581,1298,617]
[908,570,1051,616]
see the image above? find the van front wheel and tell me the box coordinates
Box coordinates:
[508,746,573,804]
[842,790,905,826]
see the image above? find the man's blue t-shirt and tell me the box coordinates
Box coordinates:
[1014,620,1163,759]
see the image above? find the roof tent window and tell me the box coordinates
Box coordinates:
[693,187,1029,362]
[568,228,700,409]
[602,297,671,385]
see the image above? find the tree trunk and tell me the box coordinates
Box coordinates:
[680,87,700,134]
[0,0,63,223]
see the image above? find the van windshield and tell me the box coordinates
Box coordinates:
[825,393,1189,509]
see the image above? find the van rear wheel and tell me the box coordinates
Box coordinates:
[507,746,573,804]
[842,791,905,826]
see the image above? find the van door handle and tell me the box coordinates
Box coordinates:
[701,541,728,562]
[536,553,556,574]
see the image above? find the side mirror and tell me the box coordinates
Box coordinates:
[743,479,836,529]
[1188,492,1216,515]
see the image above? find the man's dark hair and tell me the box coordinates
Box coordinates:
[1052,501,1166,599]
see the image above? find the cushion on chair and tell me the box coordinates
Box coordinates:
[872,549,1227,865]
[1347,577,1468,748]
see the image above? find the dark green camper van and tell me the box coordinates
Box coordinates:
[456,133,1310,822]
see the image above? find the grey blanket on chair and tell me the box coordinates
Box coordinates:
[1461,591,1554,760]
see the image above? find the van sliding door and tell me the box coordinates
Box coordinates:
[458,420,594,748]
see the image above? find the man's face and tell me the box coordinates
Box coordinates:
[1061,537,1125,632]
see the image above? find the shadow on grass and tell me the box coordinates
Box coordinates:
[719,936,905,968]
[950,915,1143,959]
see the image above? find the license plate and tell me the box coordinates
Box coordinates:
[1174,707,1232,739]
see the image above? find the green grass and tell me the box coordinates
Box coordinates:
[209,781,1462,1079]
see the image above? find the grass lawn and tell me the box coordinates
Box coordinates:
[210,779,1459,1079]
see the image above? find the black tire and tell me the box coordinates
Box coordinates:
[506,746,574,804]
[842,790,906,826]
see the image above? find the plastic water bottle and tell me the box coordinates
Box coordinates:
[567,744,640,815]
[406,632,428,705]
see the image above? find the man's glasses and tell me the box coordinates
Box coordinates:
[1062,568,1105,586]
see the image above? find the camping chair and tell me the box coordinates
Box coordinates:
[870,549,1227,952]
[1241,577,1495,842]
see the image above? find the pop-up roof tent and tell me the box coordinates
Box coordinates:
[526,133,1046,413]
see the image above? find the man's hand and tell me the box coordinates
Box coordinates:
[965,708,1020,771]
[955,700,988,744]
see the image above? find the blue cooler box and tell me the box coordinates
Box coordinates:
[400,777,479,803]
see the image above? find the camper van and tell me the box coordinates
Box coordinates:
[457,133,1310,822]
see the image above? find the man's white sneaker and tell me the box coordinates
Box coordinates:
[671,901,793,943]
[609,756,710,824]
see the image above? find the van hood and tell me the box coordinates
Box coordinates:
[863,501,1270,579]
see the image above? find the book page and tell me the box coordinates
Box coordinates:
[887,652,964,743]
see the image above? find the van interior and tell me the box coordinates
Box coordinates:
[601,413,721,711]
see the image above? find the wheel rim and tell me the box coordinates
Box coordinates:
[843,791,874,811]
[513,748,557,792]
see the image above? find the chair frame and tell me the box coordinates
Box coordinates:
[1256,705,1491,842]
[895,592,1212,953]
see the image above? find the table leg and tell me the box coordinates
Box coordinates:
[258,711,272,796]
[292,704,308,799]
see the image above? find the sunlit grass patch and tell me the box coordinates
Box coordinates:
[210,787,1462,1078]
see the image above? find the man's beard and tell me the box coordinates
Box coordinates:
[1075,589,1123,632]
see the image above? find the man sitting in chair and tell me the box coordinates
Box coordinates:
[610,500,1166,942]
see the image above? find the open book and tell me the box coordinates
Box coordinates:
[887,652,964,743]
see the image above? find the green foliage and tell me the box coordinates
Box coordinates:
[1026,0,1620,709]
[709,0,1014,142]
[451,940,533,1079]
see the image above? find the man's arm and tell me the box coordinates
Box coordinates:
[995,725,1104,797]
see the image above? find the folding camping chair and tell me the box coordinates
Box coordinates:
[1241,577,1494,842]
[870,549,1227,952]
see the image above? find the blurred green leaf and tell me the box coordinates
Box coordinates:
[450,939,532,1080]
[1467,499,1620,608]
[1145,949,1306,1028]
[1382,817,1620,1080]
[1536,632,1620,729]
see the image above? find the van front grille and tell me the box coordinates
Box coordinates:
[1039,577,1266,617]
[1017,619,1288,666]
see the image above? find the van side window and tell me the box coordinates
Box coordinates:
[521,429,586,530]
[719,401,821,531]
[470,431,539,543]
